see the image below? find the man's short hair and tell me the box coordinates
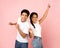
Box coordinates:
[21,9,30,16]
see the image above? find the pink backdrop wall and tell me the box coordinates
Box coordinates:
[0,0,60,48]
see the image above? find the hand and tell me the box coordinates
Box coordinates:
[29,28,33,34]
[9,22,14,25]
[48,4,51,8]
[15,24,19,29]
[9,22,17,25]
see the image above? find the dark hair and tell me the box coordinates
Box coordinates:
[30,12,38,28]
[21,9,30,16]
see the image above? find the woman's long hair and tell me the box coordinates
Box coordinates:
[30,12,38,28]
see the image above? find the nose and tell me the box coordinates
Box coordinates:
[21,16,25,18]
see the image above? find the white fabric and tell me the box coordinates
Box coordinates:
[16,17,29,43]
[29,21,42,37]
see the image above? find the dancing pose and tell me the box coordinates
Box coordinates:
[29,4,50,48]
[9,9,33,48]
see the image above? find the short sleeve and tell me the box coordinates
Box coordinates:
[17,17,21,24]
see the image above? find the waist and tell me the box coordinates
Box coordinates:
[16,35,28,43]
[16,40,28,43]
[34,36,42,39]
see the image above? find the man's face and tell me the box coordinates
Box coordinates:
[21,12,28,22]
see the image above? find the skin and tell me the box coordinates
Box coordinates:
[9,12,33,38]
[29,28,34,38]
[9,4,50,38]
[31,14,38,23]
[15,12,28,38]
[32,4,51,24]
[30,4,51,38]
[21,12,28,22]
[9,12,28,25]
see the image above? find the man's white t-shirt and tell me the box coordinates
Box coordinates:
[16,17,29,43]
[29,21,42,37]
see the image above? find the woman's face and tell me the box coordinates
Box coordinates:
[32,14,38,23]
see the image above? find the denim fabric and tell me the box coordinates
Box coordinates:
[32,36,43,48]
[15,40,28,48]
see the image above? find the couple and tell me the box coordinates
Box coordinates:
[9,4,50,48]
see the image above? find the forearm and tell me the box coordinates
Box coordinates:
[40,8,49,22]
[39,6,50,24]
[13,23,17,25]
[42,7,49,18]
[18,28,27,38]
[9,22,17,25]
[16,24,27,38]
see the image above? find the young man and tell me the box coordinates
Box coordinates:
[9,9,33,48]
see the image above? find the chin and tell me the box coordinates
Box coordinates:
[22,20,26,22]
[34,21,37,23]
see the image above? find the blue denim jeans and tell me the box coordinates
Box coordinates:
[15,40,28,48]
[32,36,43,48]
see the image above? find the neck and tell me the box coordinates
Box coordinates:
[33,22,37,24]
[21,19,26,23]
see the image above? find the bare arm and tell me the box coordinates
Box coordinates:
[9,22,27,38]
[39,4,51,24]
[15,24,28,38]
[29,28,34,38]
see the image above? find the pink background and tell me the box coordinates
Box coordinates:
[0,0,60,48]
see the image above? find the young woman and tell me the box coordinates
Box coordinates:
[29,4,50,48]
